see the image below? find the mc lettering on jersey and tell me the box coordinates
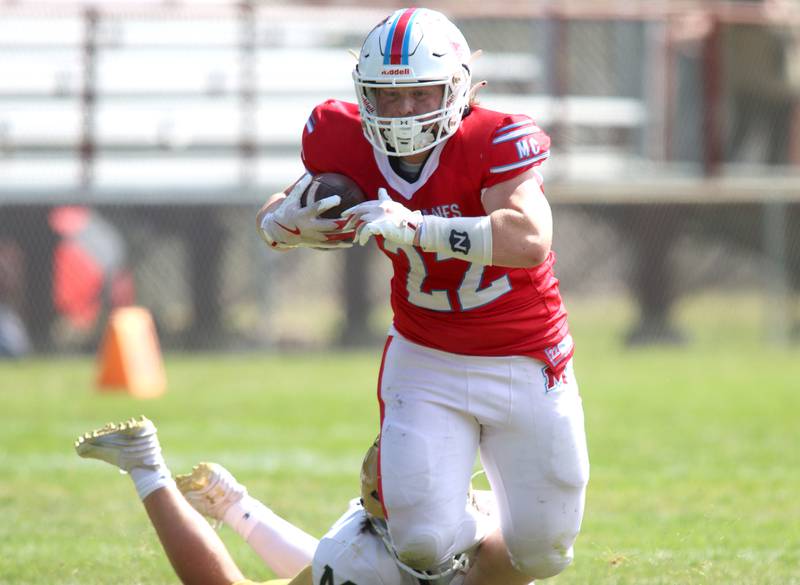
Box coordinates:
[515,136,541,160]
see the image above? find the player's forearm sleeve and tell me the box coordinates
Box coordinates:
[419,215,493,265]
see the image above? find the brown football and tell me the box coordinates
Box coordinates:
[300,173,367,219]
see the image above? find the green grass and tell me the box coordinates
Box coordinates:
[1,294,799,584]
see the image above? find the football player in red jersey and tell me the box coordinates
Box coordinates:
[258,8,589,585]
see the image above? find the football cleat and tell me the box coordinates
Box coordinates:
[74,415,163,472]
[176,462,247,521]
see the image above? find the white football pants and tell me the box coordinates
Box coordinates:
[377,330,590,579]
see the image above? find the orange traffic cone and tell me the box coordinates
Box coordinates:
[96,306,166,398]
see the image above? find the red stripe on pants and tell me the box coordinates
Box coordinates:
[376,335,393,519]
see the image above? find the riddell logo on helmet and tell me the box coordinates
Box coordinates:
[382,67,411,75]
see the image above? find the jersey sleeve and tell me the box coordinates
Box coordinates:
[481,114,551,189]
[300,100,353,175]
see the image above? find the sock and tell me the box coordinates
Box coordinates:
[129,465,175,501]
[223,495,319,578]
[119,425,174,501]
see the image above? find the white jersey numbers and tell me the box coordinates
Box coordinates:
[384,242,511,312]
[401,244,451,311]
[459,261,512,310]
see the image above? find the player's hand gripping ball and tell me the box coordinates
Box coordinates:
[346,188,423,247]
[259,173,365,249]
[301,173,366,247]
[300,173,367,219]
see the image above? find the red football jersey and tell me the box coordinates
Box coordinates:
[301,100,573,372]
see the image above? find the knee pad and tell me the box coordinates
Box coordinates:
[379,423,434,509]
[509,545,574,580]
[392,528,448,570]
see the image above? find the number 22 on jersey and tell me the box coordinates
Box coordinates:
[383,242,511,311]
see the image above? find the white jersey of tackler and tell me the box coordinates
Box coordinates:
[312,499,418,585]
[312,495,500,585]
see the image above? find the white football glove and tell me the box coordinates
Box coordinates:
[344,187,494,265]
[344,188,423,247]
[259,173,354,250]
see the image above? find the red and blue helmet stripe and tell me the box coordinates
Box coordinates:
[383,8,419,65]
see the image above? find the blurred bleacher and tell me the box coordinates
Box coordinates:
[1,0,798,353]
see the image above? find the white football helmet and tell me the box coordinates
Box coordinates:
[353,8,472,157]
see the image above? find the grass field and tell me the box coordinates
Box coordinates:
[1,294,799,584]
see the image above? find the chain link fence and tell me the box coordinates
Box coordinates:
[1,1,798,355]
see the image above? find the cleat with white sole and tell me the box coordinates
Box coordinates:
[176,462,247,521]
[74,415,163,472]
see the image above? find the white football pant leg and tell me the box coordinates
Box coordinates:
[378,334,484,571]
[479,358,590,579]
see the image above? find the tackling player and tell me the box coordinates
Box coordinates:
[257,8,590,585]
[74,415,495,585]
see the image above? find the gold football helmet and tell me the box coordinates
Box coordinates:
[360,435,385,519]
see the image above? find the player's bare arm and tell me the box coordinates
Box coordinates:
[255,183,293,251]
[255,185,291,226]
[481,168,553,268]
[346,169,552,269]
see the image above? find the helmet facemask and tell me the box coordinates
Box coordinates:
[354,68,470,156]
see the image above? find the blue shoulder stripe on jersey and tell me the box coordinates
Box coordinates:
[305,114,316,134]
[492,125,540,144]
[489,151,550,174]
[493,120,531,135]
[383,14,401,65]
[400,10,419,65]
